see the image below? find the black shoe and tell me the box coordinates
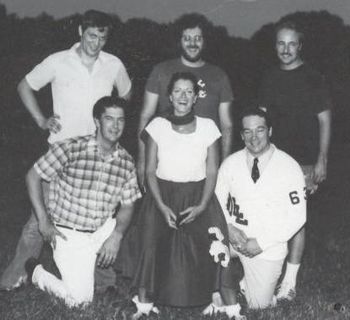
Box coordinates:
[25,258,40,285]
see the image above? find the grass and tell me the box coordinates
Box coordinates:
[0,135,350,319]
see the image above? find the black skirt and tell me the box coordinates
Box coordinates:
[132,178,240,307]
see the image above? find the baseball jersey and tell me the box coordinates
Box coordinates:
[215,146,306,260]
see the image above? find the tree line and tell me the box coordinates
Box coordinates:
[1,4,350,153]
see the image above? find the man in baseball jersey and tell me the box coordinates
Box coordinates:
[137,13,234,188]
[258,21,332,300]
[0,10,132,292]
[215,107,306,309]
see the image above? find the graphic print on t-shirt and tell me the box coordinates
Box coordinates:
[197,79,207,99]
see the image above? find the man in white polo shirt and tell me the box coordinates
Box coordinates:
[0,10,132,292]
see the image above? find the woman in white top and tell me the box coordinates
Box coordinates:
[131,72,243,319]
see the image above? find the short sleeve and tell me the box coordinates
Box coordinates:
[144,117,165,143]
[120,167,142,205]
[34,141,71,181]
[313,76,332,114]
[26,55,56,91]
[202,118,221,146]
[114,62,132,98]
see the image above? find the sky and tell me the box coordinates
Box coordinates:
[1,0,350,39]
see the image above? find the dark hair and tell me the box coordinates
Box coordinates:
[275,20,304,44]
[80,10,112,32]
[240,107,272,130]
[167,72,199,96]
[93,96,127,120]
[174,13,209,42]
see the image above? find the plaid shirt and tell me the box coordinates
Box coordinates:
[34,135,141,231]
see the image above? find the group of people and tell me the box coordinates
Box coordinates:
[0,9,331,320]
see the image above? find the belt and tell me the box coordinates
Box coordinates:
[55,223,95,233]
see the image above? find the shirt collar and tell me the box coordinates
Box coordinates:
[69,43,106,64]
[86,135,123,161]
[246,144,275,173]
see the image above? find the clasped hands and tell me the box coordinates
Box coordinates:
[160,204,204,229]
[228,224,262,258]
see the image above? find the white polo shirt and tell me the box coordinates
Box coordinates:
[26,43,132,143]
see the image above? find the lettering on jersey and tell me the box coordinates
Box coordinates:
[197,79,207,98]
[289,191,300,204]
[289,189,307,204]
[303,187,308,200]
[226,193,248,225]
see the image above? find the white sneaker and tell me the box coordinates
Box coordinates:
[276,282,296,301]
[202,303,221,316]
[212,291,224,306]
[224,304,246,320]
[131,295,159,319]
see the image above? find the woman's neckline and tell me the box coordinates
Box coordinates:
[170,117,197,134]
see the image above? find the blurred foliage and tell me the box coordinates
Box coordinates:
[1,4,350,150]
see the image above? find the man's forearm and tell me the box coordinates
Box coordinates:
[137,115,150,161]
[318,109,331,161]
[137,90,159,159]
[221,126,233,160]
[113,204,135,238]
[25,167,50,224]
[17,78,46,128]
[218,101,233,160]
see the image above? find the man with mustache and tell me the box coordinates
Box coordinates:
[258,21,332,301]
[136,13,234,188]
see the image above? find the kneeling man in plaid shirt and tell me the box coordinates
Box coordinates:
[25,96,141,307]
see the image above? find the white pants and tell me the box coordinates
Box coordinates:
[33,218,116,307]
[232,246,283,309]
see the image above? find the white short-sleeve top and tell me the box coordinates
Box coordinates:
[26,43,131,144]
[146,116,221,182]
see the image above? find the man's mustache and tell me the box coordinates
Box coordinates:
[187,46,200,49]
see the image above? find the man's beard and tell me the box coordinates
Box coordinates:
[181,46,202,63]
